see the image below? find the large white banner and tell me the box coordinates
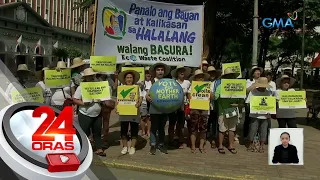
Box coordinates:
[95,0,203,67]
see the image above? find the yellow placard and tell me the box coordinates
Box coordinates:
[279,91,306,109]
[44,69,71,88]
[81,81,110,102]
[250,96,276,114]
[117,85,139,115]
[11,87,44,104]
[222,62,242,78]
[221,79,246,98]
[190,81,211,110]
[90,56,116,74]
[121,67,145,81]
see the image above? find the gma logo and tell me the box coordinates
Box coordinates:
[262,18,294,29]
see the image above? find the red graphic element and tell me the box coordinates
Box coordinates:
[312,50,320,68]
[105,26,115,35]
[46,153,80,172]
[32,106,76,150]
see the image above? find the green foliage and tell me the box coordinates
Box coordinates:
[52,47,82,60]
[65,47,83,60]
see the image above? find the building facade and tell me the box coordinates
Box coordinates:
[0,1,91,74]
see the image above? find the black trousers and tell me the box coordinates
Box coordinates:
[277,118,297,128]
[120,121,139,139]
[243,106,251,138]
[78,113,102,149]
[207,110,218,139]
[150,114,167,146]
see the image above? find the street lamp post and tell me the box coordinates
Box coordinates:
[300,0,306,89]
[252,0,259,67]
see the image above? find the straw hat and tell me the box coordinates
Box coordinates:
[252,77,272,88]
[149,62,170,77]
[56,61,67,69]
[201,60,209,65]
[171,65,192,78]
[124,62,133,67]
[221,68,240,79]
[70,57,85,69]
[207,66,216,72]
[276,75,296,88]
[250,66,263,76]
[17,64,30,72]
[118,70,140,85]
[189,69,210,81]
[82,68,97,77]
[35,67,50,80]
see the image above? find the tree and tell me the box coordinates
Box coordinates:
[52,48,68,60]
[65,47,83,60]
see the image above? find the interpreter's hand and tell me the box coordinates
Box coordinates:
[231,103,238,107]
[146,95,152,103]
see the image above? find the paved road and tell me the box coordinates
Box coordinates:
[90,165,192,180]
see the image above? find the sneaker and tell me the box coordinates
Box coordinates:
[121,147,128,155]
[150,145,156,155]
[158,145,168,154]
[128,147,136,155]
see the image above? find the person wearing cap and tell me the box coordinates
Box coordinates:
[168,66,191,148]
[35,67,52,105]
[207,66,219,148]
[187,69,211,153]
[73,68,106,156]
[275,75,297,128]
[140,66,152,138]
[214,68,242,154]
[243,66,263,139]
[50,61,75,111]
[116,70,143,155]
[245,77,275,153]
[5,64,33,102]
[70,57,86,88]
[145,62,170,155]
[201,59,209,73]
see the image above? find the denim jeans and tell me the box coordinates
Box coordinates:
[150,114,167,146]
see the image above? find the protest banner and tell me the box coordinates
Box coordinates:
[250,96,276,114]
[221,79,246,98]
[94,0,203,67]
[11,87,44,104]
[279,91,306,109]
[90,56,116,74]
[44,69,71,88]
[122,67,145,81]
[222,62,242,78]
[81,81,111,102]
[117,85,139,115]
[190,81,210,110]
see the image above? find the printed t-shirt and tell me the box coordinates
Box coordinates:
[275,89,295,118]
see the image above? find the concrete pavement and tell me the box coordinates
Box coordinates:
[92,108,320,180]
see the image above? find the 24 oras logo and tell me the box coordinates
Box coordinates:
[262,10,298,29]
[102,7,127,40]
[32,106,76,151]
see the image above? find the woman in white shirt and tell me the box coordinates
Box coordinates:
[117,70,143,155]
[168,65,191,148]
[275,75,297,128]
[35,67,52,105]
[50,61,75,111]
[243,66,263,139]
[73,68,105,156]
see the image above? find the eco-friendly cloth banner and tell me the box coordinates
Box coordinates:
[222,62,242,78]
[121,67,145,81]
[44,69,71,88]
[81,81,111,102]
[190,81,210,110]
[279,91,306,109]
[221,79,246,98]
[250,96,276,114]
[95,0,203,67]
[117,85,139,115]
[90,56,117,74]
[11,87,44,104]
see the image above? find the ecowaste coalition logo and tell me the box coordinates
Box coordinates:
[102,7,127,40]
